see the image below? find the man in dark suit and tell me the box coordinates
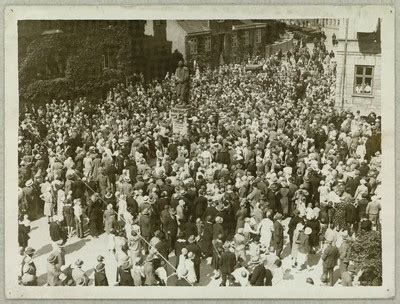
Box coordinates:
[219,242,236,286]
[88,194,103,238]
[249,257,267,286]
[194,189,208,220]
[321,239,339,286]
[139,208,153,254]
[49,215,66,243]
[273,213,284,258]
[160,205,178,251]
[186,235,202,283]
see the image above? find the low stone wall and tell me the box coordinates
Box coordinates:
[265,34,294,57]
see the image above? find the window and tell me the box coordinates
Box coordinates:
[102,54,110,69]
[256,28,262,44]
[244,30,250,46]
[189,38,198,54]
[232,32,238,48]
[204,36,211,52]
[102,47,116,70]
[354,65,374,95]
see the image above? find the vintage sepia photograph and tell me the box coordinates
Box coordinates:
[4,5,395,299]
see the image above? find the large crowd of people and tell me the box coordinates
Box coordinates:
[17,38,382,287]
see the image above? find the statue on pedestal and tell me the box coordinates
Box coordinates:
[175,60,190,105]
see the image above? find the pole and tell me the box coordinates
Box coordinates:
[341,18,349,109]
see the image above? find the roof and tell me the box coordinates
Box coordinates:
[357,32,381,54]
[233,20,267,30]
[176,20,210,34]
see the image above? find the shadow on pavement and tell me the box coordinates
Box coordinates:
[34,243,52,258]
[64,239,90,255]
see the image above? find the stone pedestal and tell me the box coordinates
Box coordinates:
[170,105,188,135]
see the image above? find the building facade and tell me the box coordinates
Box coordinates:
[335,18,381,114]
[279,19,340,29]
[166,20,284,69]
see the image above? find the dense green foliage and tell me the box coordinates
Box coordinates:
[18,26,173,104]
[349,229,382,286]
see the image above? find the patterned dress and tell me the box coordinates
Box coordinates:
[332,201,346,230]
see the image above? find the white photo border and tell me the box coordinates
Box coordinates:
[4,4,395,299]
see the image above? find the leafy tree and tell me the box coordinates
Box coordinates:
[349,229,382,286]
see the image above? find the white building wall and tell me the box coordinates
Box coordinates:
[165,21,187,60]
[335,41,381,115]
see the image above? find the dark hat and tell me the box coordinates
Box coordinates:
[76,276,87,286]
[24,247,35,255]
[105,192,112,199]
[75,259,84,267]
[47,253,57,264]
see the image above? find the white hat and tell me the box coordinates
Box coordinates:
[25,179,33,187]
[304,227,312,235]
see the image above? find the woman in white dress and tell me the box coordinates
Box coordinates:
[56,183,65,216]
[83,152,93,178]
[257,213,274,250]
[291,223,304,267]
[176,248,188,278]
[185,252,197,284]
[40,190,54,223]
[117,194,127,221]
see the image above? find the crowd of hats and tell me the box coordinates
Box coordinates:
[17,38,382,286]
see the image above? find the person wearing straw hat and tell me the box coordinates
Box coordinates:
[22,179,35,220]
[21,261,37,286]
[139,207,154,254]
[46,253,61,286]
[186,234,202,283]
[73,199,84,238]
[338,231,350,274]
[20,247,36,280]
[296,226,312,272]
[71,259,88,285]
[321,238,339,286]
[103,203,116,235]
[233,228,246,263]
[249,255,266,286]
[273,213,284,258]
[219,241,236,286]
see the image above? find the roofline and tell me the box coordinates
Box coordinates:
[232,24,267,30]
[186,30,211,36]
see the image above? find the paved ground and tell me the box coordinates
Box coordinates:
[26,216,341,287]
